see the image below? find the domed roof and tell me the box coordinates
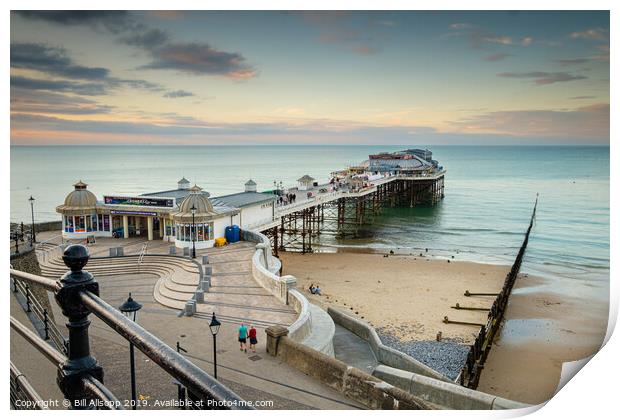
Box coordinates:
[173,185,217,222]
[56,181,97,214]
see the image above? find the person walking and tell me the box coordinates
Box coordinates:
[238,323,248,353]
[248,325,258,353]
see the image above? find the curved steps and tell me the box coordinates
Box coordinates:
[38,253,202,311]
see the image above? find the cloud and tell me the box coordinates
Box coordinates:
[11,89,114,115]
[570,96,596,100]
[555,58,591,66]
[570,28,608,41]
[521,37,533,46]
[9,112,438,140]
[375,20,397,27]
[450,103,609,139]
[10,74,162,96]
[450,23,472,30]
[139,42,257,79]
[482,35,513,45]
[11,42,164,95]
[484,53,511,62]
[120,28,169,50]
[14,10,132,33]
[10,75,108,96]
[497,71,587,85]
[11,42,109,80]
[352,45,379,55]
[15,10,257,80]
[149,11,184,20]
[295,11,383,56]
[163,90,194,98]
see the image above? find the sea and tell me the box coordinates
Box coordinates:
[10,145,610,302]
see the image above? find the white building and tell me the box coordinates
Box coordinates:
[56,178,276,248]
[297,175,315,191]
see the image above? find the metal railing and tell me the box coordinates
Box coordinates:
[10,316,123,410]
[10,362,47,410]
[9,244,252,410]
[11,272,68,354]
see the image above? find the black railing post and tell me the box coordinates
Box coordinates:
[12,277,18,293]
[176,341,187,409]
[43,309,50,340]
[54,244,103,409]
[25,285,31,312]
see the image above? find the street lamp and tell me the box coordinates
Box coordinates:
[28,196,36,244]
[190,204,197,259]
[119,293,142,410]
[209,312,221,379]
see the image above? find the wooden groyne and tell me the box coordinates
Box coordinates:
[459,194,538,389]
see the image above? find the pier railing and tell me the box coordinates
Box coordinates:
[9,244,251,410]
[460,195,538,389]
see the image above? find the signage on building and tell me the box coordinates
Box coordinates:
[110,210,158,217]
[104,195,174,208]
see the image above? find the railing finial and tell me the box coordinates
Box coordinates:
[62,244,90,274]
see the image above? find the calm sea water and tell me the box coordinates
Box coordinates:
[10,145,609,300]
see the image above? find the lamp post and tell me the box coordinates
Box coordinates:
[119,293,142,410]
[28,196,36,244]
[209,312,221,379]
[190,204,197,259]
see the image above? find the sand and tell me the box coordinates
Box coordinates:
[280,251,608,405]
[280,252,510,344]
[476,276,608,404]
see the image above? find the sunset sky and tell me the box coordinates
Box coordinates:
[10,10,610,145]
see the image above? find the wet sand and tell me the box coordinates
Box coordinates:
[476,276,608,404]
[280,251,608,404]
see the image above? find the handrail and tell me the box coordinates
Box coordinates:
[12,276,67,353]
[81,375,124,409]
[10,362,47,410]
[10,316,66,365]
[10,317,123,409]
[78,290,250,408]
[10,269,60,292]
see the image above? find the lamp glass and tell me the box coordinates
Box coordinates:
[209,312,221,336]
[119,293,142,322]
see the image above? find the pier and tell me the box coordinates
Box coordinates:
[50,148,446,255]
[262,172,445,254]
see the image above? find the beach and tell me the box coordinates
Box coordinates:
[476,276,608,404]
[280,251,510,344]
[280,251,608,404]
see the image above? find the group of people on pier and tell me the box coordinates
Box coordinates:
[277,192,297,206]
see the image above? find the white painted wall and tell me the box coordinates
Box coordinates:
[239,202,274,229]
[213,217,229,240]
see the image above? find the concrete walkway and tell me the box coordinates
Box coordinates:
[196,243,298,328]
[333,325,378,374]
[33,231,362,409]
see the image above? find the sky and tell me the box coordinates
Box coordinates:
[9,10,610,145]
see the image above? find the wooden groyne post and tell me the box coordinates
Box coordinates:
[460,194,538,389]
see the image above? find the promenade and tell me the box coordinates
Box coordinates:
[30,230,362,409]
